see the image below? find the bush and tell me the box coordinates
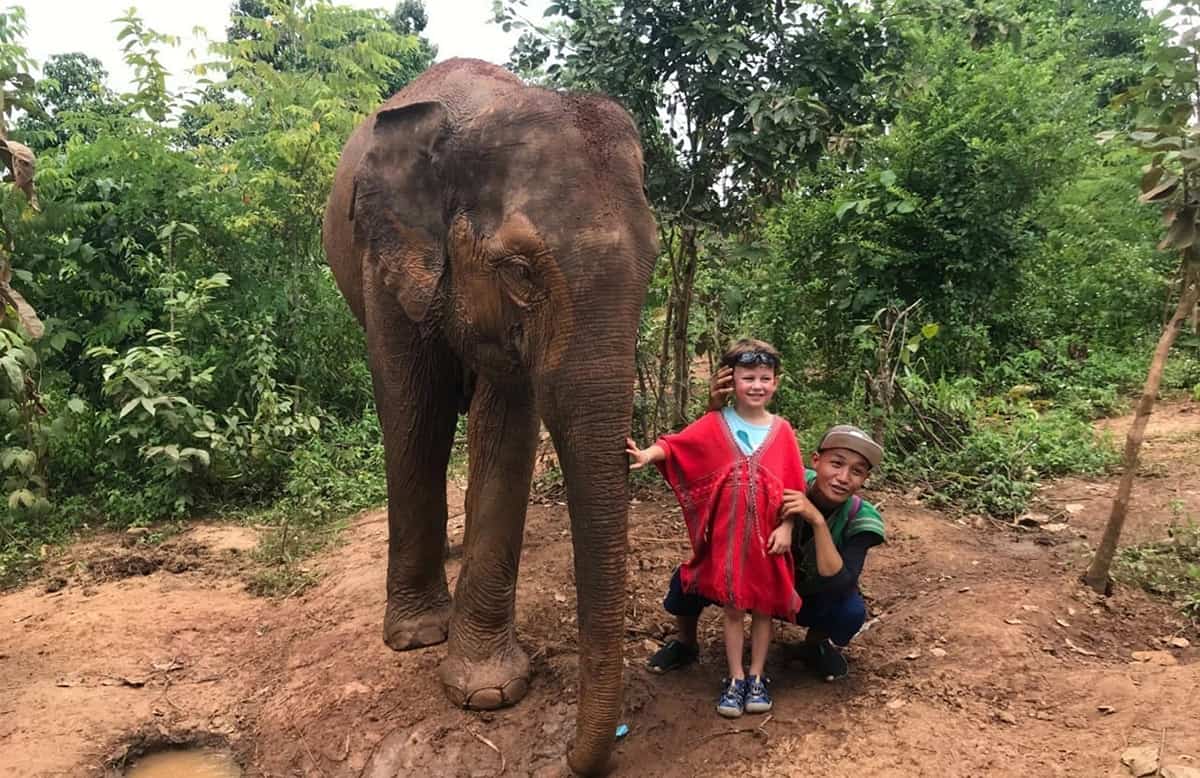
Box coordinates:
[876,375,1118,517]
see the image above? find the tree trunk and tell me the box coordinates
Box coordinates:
[670,226,699,428]
[651,227,677,439]
[654,282,673,439]
[869,309,894,445]
[634,344,651,444]
[1084,263,1200,594]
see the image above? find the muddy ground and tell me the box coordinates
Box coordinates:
[2,403,1198,777]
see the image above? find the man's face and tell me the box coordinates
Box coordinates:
[731,364,778,412]
[811,448,871,504]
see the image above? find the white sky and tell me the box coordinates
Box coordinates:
[21,1,548,93]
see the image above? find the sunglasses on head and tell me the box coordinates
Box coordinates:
[732,351,779,368]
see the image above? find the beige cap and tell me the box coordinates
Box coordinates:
[817,424,883,467]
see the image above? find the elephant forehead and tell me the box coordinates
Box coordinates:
[459,108,636,199]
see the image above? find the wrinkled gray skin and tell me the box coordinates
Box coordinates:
[322,59,658,775]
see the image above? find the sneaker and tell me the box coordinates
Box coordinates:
[804,639,849,681]
[743,674,772,713]
[646,639,699,674]
[716,677,747,718]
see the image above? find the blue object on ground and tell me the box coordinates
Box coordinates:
[615,724,629,739]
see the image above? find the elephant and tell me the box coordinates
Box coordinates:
[322,58,659,774]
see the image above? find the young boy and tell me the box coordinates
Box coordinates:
[626,339,807,718]
[648,374,885,682]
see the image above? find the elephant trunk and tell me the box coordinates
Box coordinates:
[540,364,634,776]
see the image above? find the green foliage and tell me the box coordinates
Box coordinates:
[769,31,1098,375]
[0,7,41,124]
[0,2,432,584]
[503,0,898,226]
[1117,519,1200,622]
[0,6,50,555]
[14,53,120,150]
[252,414,387,527]
[242,413,387,596]
[221,0,435,95]
[878,375,1119,517]
[0,317,48,515]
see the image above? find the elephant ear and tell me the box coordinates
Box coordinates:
[351,101,450,323]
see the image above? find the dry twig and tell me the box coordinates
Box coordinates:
[467,726,506,775]
[296,727,329,778]
[628,534,687,544]
[689,713,773,746]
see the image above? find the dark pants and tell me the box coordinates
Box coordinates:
[663,568,867,647]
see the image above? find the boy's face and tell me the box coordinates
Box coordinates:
[731,364,778,412]
[811,448,871,505]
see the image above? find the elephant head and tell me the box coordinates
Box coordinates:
[335,59,658,774]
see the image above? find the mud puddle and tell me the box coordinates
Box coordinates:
[123,747,241,778]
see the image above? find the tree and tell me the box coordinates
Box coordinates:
[498,0,898,428]
[1084,0,1200,593]
[226,0,436,94]
[15,53,121,150]
[386,0,437,91]
[752,0,1164,385]
[33,53,111,115]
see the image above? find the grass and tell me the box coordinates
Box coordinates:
[1117,516,1200,624]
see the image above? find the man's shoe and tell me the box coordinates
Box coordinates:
[646,638,699,674]
[808,639,849,681]
[743,674,773,714]
[716,677,747,718]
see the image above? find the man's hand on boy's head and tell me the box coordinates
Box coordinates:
[708,366,733,412]
[781,489,823,526]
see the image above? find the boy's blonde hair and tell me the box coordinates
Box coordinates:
[720,338,782,374]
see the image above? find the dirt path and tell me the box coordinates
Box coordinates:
[1,403,1198,777]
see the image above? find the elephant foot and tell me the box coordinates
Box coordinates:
[383,601,451,651]
[438,642,531,710]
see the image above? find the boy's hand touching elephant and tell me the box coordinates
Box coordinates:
[625,438,665,470]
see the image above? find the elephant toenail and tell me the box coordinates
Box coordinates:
[501,677,528,704]
[444,684,467,707]
[416,624,446,644]
[466,688,504,710]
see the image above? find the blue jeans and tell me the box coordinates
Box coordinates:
[794,588,867,647]
[663,568,867,647]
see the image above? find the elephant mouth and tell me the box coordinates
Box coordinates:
[470,338,529,377]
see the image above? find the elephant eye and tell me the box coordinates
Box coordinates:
[499,256,532,280]
[494,254,545,310]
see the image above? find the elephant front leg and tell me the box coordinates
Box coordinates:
[366,294,461,651]
[439,378,538,710]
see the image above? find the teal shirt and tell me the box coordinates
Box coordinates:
[721,407,772,454]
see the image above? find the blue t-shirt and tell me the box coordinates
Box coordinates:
[721,407,772,454]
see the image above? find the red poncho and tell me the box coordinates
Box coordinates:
[655,411,806,619]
